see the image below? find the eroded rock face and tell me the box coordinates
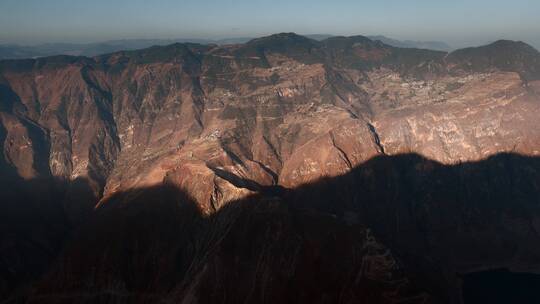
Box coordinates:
[1,33,540,303]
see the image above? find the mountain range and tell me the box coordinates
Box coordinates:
[366,35,453,51]
[1,32,540,303]
[0,34,457,59]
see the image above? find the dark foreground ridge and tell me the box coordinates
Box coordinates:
[2,153,540,303]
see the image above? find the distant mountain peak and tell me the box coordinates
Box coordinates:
[246,33,318,47]
[450,39,538,55]
[367,35,453,51]
[447,39,540,80]
[237,33,322,65]
[486,39,538,51]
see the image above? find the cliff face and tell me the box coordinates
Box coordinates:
[1,33,540,303]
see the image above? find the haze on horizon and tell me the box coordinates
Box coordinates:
[1,0,539,49]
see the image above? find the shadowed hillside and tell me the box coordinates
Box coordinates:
[1,153,540,303]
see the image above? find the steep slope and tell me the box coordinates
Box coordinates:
[2,33,539,213]
[8,153,540,304]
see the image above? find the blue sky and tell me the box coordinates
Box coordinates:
[1,0,539,48]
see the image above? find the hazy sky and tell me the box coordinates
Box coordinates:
[1,0,539,48]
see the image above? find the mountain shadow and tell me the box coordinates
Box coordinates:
[2,152,540,304]
[0,175,96,302]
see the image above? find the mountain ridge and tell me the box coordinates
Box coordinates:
[2,34,537,71]
[3,33,514,60]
